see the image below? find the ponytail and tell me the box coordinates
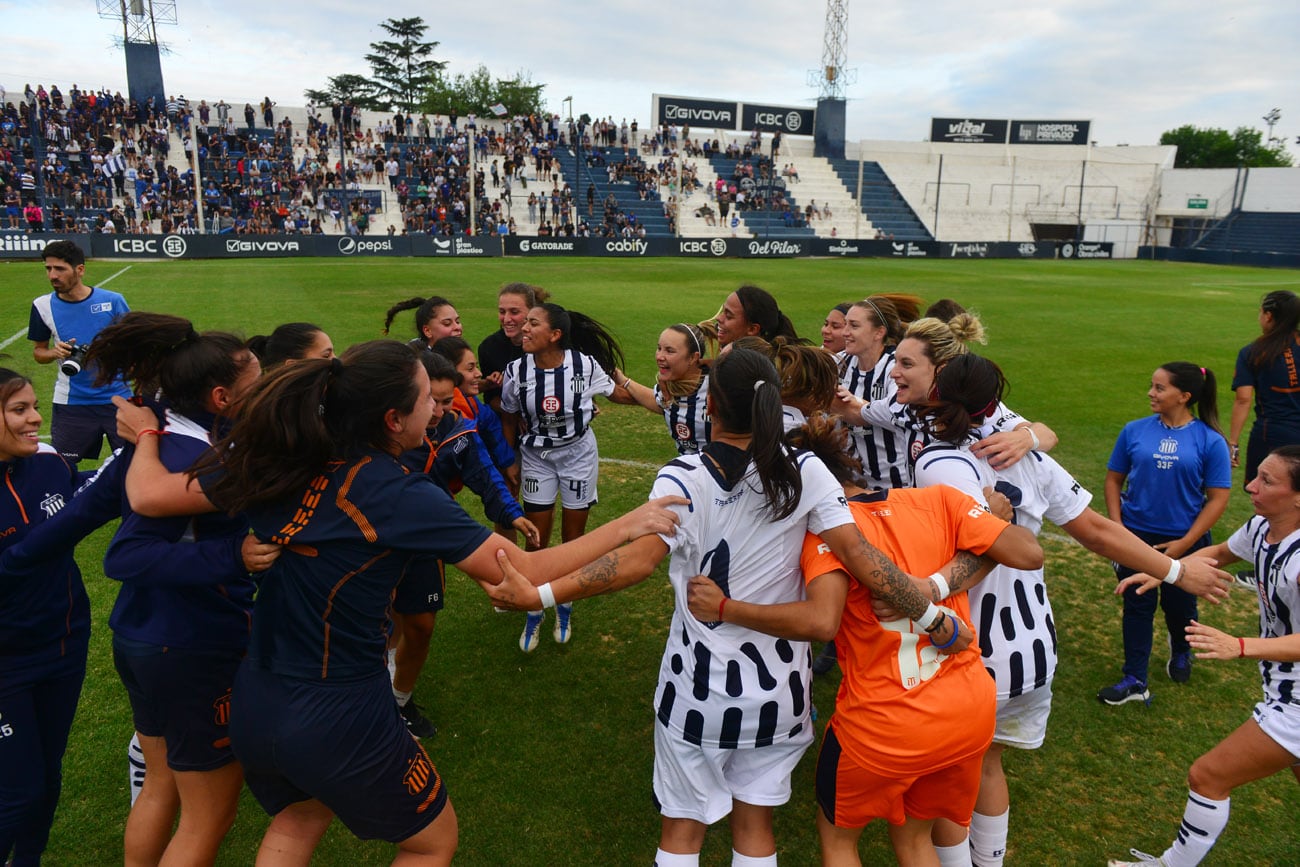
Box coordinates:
[1160,361,1223,436]
[709,348,801,520]
[199,340,422,512]
[84,312,251,418]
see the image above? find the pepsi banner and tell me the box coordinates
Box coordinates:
[930,118,1009,144]
[741,103,816,137]
[1009,120,1090,145]
[652,94,740,130]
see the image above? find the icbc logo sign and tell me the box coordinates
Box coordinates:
[674,422,691,440]
[542,396,561,413]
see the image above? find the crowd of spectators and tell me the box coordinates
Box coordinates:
[2,84,834,240]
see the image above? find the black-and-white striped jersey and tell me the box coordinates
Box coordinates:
[899,401,1027,475]
[913,442,1090,699]
[1228,517,1300,706]
[501,350,614,449]
[654,375,711,455]
[842,350,909,489]
[649,448,851,749]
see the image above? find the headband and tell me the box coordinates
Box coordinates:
[675,323,703,356]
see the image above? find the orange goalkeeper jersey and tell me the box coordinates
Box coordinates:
[800,485,1005,776]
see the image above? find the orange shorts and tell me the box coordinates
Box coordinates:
[815,721,983,828]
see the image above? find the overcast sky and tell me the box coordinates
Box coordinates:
[2,0,1295,149]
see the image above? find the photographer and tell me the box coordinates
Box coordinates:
[28,240,132,464]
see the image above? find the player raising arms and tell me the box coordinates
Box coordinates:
[487,347,973,867]
[1109,446,1300,867]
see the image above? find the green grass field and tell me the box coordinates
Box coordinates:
[2,256,1299,865]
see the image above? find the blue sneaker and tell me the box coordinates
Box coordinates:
[1167,651,1193,683]
[553,602,573,644]
[1098,675,1150,706]
[520,611,544,652]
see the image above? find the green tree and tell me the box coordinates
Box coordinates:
[421,65,546,118]
[303,74,381,110]
[1160,124,1293,168]
[364,17,446,113]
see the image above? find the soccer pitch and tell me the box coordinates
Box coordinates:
[2,256,1297,865]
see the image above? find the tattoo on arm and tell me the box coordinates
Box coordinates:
[575,551,621,592]
[946,552,991,594]
[856,538,929,621]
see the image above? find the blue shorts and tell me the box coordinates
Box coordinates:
[51,403,125,464]
[112,637,241,772]
[392,555,446,616]
[230,663,449,842]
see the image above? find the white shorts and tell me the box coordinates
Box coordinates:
[519,431,599,512]
[652,717,813,825]
[993,682,1053,750]
[1253,698,1300,762]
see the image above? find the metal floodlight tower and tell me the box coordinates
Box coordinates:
[97,0,177,109]
[808,0,856,99]
[807,0,856,158]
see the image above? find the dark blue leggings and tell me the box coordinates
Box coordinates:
[1115,529,1210,684]
[0,665,86,866]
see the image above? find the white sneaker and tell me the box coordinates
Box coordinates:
[553,602,573,644]
[520,611,544,652]
[1108,849,1167,866]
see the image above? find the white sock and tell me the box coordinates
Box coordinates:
[653,849,699,867]
[969,809,1009,867]
[127,733,146,807]
[393,687,412,707]
[731,852,776,867]
[1160,790,1229,867]
[936,839,973,867]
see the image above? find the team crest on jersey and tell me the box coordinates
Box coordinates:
[39,492,66,517]
[571,373,586,393]
[674,422,691,440]
[404,753,434,795]
[452,438,467,454]
[542,395,561,414]
[1159,437,1179,455]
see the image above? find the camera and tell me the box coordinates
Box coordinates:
[60,342,89,377]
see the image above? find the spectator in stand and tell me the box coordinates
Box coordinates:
[23,200,43,232]
[244,103,255,131]
[261,97,275,128]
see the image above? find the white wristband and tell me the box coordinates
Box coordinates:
[1026,426,1041,451]
[1162,558,1182,585]
[537,582,557,609]
[928,572,950,601]
[918,602,944,632]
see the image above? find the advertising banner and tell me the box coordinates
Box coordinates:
[944,241,1056,259]
[0,233,92,259]
[930,118,1009,144]
[1058,241,1113,259]
[1009,120,1091,145]
[411,235,502,257]
[740,103,816,136]
[652,94,740,130]
[503,237,589,256]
